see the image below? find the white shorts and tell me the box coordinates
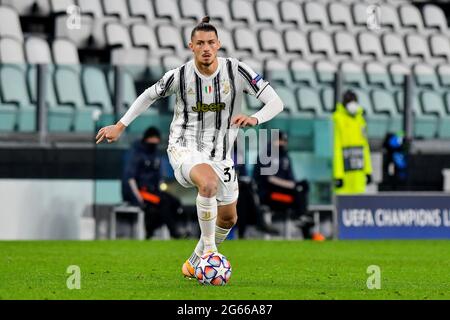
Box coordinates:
[167,145,239,206]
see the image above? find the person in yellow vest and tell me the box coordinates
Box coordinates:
[333,90,372,194]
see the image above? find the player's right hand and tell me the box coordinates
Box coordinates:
[95,123,125,144]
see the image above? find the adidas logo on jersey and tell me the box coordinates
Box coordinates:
[192,102,226,112]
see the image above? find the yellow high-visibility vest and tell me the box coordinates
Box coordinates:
[332,103,372,194]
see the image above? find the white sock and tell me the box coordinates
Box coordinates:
[192,225,232,266]
[196,194,218,254]
[215,225,231,247]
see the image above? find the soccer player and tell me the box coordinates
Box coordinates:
[95,16,284,278]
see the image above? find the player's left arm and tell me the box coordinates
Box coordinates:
[232,62,284,127]
[232,85,284,127]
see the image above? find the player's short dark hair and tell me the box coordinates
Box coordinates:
[142,126,160,141]
[190,16,218,39]
[343,90,358,105]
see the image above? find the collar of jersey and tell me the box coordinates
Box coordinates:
[192,58,222,80]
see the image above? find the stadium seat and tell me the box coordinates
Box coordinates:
[405,34,444,66]
[54,67,96,132]
[49,0,75,14]
[77,0,119,48]
[333,31,361,62]
[290,151,332,183]
[290,59,317,87]
[0,37,26,65]
[0,65,35,131]
[128,0,171,26]
[382,33,418,66]
[154,0,196,26]
[230,0,272,30]
[107,70,137,110]
[314,60,337,86]
[105,23,148,71]
[365,61,392,89]
[398,4,430,35]
[54,14,94,49]
[27,66,74,132]
[102,0,144,25]
[52,38,80,66]
[379,4,402,34]
[340,61,366,88]
[371,89,402,134]
[303,2,332,31]
[234,27,274,60]
[429,35,450,63]
[296,86,324,117]
[412,63,440,90]
[82,66,113,113]
[205,0,246,29]
[264,59,292,86]
[419,91,450,138]
[2,0,50,16]
[352,87,390,138]
[327,2,354,31]
[396,90,438,138]
[437,64,450,88]
[388,62,410,88]
[351,3,371,32]
[283,30,314,61]
[308,30,336,62]
[24,36,52,64]
[320,86,335,114]
[156,25,191,60]
[358,32,387,63]
[279,0,305,30]
[274,85,300,115]
[216,27,238,57]
[130,23,173,59]
[0,6,24,42]
[0,102,17,132]
[255,0,293,31]
[422,4,449,34]
[259,29,287,59]
[179,0,206,24]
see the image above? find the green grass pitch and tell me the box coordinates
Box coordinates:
[1,240,450,300]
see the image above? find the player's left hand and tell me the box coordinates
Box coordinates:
[231,115,258,127]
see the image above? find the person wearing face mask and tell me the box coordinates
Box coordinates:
[122,126,184,239]
[253,131,318,240]
[332,90,373,194]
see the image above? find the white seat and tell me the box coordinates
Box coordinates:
[365,61,392,89]
[358,31,387,63]
[406,34,444,66]
[259,29,287,60]
[0,37,26,65]
[54,13,94,48]
[264,58,292,86]
[130,23,173,58]
[283,29,311,61]
[206,0,246,28]
[234,27,274,60]
[2,0,49,15]
[154,0,193,26]
[156,25,191,60]
[52,39,79,65]
[231,0,272,30]
[179,0,206,24]
[379,5,402,33]
[128,0,171,25]
[50,0,75,13]
[382,33,418,66]
[25,36,52,64]
[399,4,429,35]
[0,6,24,42]
[303,2,333,30]
[314,60,338,85]
[290,59,317,86]
[255,0,293,30]
[308,30,337,62]
[340,61,366,88]
[430,34,450,63]
[328,2,354,31]
[279,0,305,30]
[423,4,449,34]
[412,62,440,89]
[334,31,360,62]
[102,0,144,24]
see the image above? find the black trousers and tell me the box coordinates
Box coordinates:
[142,191,183,239]
[236,179,267,238]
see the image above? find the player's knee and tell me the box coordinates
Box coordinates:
[221,215,237,229]
[198,177,218,197]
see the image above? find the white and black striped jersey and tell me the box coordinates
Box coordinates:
[123,57,270,161]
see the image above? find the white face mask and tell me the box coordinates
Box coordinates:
[346,101,359,115]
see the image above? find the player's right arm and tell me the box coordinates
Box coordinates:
[95,69,178,144]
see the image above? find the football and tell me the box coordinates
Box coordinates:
[195,252,232,286]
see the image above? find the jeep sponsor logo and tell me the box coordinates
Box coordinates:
[192,102,226,112]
